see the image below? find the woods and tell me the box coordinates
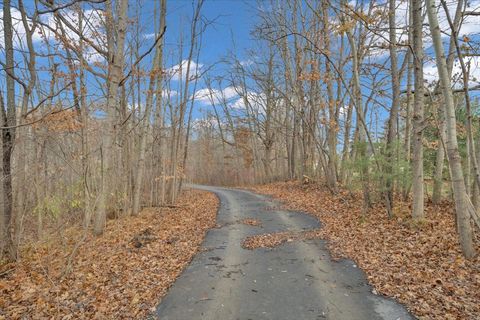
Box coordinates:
[0,0,205,262]
[187,0,480,260]
[0,0,479,262]
[0,0,477,258]
[0,0,480,319]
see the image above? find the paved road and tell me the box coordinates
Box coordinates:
[154,186,414,320]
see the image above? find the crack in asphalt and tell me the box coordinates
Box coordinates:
[153,185,415,320]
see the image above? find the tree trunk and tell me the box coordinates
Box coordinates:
[426,0,476,258]
[384,0,400,217]
[1,0,17,261]
[432,0,464,204]
[94,0,129,235]
[411,0,425,219]
[323,0,338,192]
[132,1,166,215]
[402,42,413,200]
[432,115,446,204]
[346,26,370,213]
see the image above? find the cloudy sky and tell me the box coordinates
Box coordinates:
[0,0,258,118]
[1,0,480,128]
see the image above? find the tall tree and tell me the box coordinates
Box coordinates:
[432,0,464,204]
[322,0,338,192]
[94,0,129,235]
[1,0,18,261]
[411,0,425,219]
[426,0,476,258]
[384,0,400,217]
[132,0,167,215]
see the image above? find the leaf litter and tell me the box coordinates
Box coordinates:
[251,181,480,320]
[242,230,321,250]
[0,190,218,320]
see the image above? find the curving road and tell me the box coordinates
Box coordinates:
[154,185,414,320]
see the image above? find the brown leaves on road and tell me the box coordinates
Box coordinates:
[252,181,480,320]
[240,218,262,227]
[241,230,321,250]
[0,190,218,320]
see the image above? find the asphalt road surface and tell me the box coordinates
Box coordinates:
[154,185,414,320]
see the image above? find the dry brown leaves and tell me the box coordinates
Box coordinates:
[0,190,218,320]
[31,109,83,133]
[241,230,321,250]
[252,181,480,320]
[240,218,262,227]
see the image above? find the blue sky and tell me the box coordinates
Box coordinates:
[2,0,480,134]
[137,0,258,66]
[158,0,260,120]
[0,0,260,120]
[167,0,256,64]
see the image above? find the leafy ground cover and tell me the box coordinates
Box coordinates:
[0,189,218,320]
[241,229,320,250]
[251,181,480,320]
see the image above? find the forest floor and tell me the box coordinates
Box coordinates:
[0,189,218,320]
[251,181,480,320]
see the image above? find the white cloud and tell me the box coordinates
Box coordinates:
[83,47,104,64]
[223,86,239,99]
[0,7,34,48]
[191,117,219,130]
[442,0,480,37]
[239,59,254,66]
[338,104,349,117]
[166,59,203,81]
[363,0,480,57]
[192,87,266,112]
[48,8,106,63]
[144,33,156,40]
[231,91,267,113]
[0,7,106,63]
[423,56,480,86]
[230,97,245,109]
[161,89,179,98]
[193,88,217,104]
[193,86,240,105]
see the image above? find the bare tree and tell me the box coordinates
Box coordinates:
[94,0,129,235]
[411,0,425,219]
[426,0,476,258]
[1,0,18,261]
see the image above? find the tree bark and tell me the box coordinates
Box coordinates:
[411,0,425,219]
[432,0,464,204]
[322,0,338,192]
[384,0,400,217]
[94,0,129,235]
[1,0,18,261]
[132,1,166,215]
[426,0,476,258]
